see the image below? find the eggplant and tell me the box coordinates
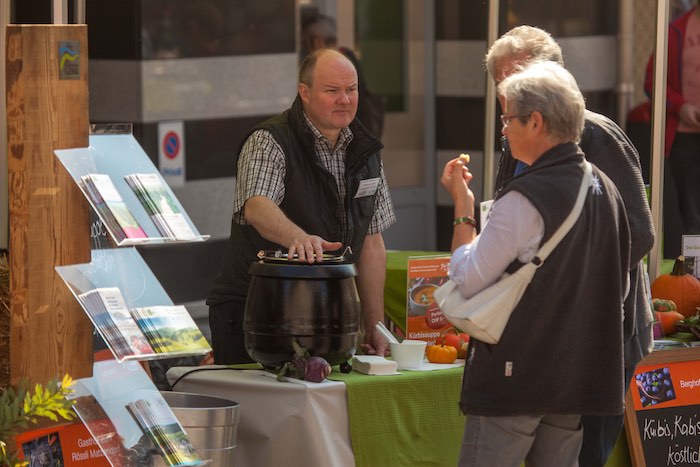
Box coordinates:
[276,341,332,383]
[304,356,332,383]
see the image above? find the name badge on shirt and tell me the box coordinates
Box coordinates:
[354,178,380,198]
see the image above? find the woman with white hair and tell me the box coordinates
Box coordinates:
[441,61,631,466]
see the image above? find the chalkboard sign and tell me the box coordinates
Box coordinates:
[625,347,700,466]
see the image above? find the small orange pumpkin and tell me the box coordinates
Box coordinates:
[426,344,458,364]
[651,256,700,318]
[655,310,685,336]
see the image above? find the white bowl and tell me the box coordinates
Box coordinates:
[389,340,427,370]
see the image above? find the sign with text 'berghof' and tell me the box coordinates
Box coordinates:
[631,358,700,465]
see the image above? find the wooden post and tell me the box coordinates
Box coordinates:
[6,25,92,385]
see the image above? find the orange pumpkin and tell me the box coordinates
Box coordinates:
[651,256,700,318]
[426,344,458,364]
[655,311,685,336]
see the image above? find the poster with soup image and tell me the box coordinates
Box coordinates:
[406,255,452,345]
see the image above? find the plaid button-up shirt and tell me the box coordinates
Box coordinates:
[233,113,396,240]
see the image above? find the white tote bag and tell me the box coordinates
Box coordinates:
[433,162,592,344]
[433,263,538,344]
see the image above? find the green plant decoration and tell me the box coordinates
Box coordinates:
[0,374,75,467]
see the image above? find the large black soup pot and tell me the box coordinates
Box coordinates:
[243,256,360,368]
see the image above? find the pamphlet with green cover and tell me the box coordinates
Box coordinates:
[130,305,211,354]
[125,173,196,240]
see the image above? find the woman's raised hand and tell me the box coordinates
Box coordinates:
[441,154,474,203]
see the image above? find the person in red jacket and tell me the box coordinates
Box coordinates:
[645,2,700,235]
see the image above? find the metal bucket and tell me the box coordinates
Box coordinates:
[159,391,240,466]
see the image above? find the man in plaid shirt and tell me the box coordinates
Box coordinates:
[207,49,396,364]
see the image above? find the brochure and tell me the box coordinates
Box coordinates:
[81,173,147,243]
[130,305,212,354]
[406,255,453,345]
[78,288,155,360]
[126,397,201,466]
[78,288,210,361]
[124,173,196,240]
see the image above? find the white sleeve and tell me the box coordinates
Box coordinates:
[448,191,545,298]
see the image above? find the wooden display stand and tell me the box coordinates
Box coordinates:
[6,25,92,385]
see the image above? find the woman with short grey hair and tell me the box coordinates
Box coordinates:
[441,60,631,466]
[498,60,585,143]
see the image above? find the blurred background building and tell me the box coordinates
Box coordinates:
[1,0,691,338]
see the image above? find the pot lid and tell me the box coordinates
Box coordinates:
[250,246,357,279]
[257,246,352,264]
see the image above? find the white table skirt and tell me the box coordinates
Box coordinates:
[166,366,354,467]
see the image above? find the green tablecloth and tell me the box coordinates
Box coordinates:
[329,367,465,467]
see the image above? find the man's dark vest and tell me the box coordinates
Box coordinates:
[208,96,383,304]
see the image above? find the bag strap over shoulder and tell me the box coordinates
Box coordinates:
[531,161,593,264]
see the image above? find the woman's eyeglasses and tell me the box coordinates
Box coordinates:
[500,114,521,128]
[500,113,532,128]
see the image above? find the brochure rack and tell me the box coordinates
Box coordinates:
[54,125,209,246]
[55,248,211,363]
[54,126,210,466]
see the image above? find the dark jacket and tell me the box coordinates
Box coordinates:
[495,110,655,370]
[461,143,631,416]
[207,96,383,305]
